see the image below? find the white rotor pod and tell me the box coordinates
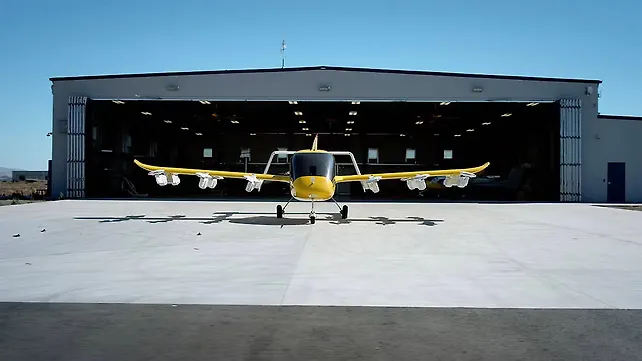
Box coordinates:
[148,170,168,186]
[170,174,180,186]
[402,174,430,190]
[456,171,477,188]
[243,174,262,192]
[365,176,381,193]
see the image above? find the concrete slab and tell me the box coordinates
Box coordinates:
[1,200,641,308]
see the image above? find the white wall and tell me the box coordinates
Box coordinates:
[583,116,642,203]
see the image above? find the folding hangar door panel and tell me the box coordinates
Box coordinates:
[66,96,87,198]
[559,98,582,202]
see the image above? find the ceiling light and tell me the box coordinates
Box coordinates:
[434,133,440,136]
[527,102,539,106]
[415,121,424,124]
[344,133,351,136]
[349,111,357,116]
[289,101,298,105]
[199,100,211,105]
[231,120,239,124]
[482,122,491,125]
[141,111,152,115]
[299,120,306,124]
[345,128,352,131]
[112,100,125,104]
[250,133,256,135]
[352,101,360,105]
[400,134,406,137]
[467,129,475,132]
[181,127,189,130]
[454,134,461,137]
[347,120,355,124]
[302,127,309,131]
[440,101,451,106]
[294,111,303,116]
[501,113,512,117]
[306,133,312,136]
[195,132,202,136]
[211,113,218,117]
[164,120,172,123]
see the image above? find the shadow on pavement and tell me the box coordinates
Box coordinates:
[74,212,444,227]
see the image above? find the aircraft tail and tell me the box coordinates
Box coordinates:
[311,134,319,151]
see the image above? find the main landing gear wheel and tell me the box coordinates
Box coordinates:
[276,205,283,218]
[341,205,348,219]
[309,215,316,224]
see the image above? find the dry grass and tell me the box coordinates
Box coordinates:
[0,180,47,197]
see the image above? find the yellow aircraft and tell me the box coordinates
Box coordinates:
[134,134,489,224]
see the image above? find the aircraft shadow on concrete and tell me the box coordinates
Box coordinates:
[74,212,443,226]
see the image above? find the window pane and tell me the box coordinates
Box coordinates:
[368,148,378,159]
[203,148,213,158]
[443,150,453,159]
[406,148,415,159]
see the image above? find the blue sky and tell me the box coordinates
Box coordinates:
[0,0,640,170]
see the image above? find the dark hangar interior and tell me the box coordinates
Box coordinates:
[85,99,560,201]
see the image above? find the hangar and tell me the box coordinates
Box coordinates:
[48,66,642,203]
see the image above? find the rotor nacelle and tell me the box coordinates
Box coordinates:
[148,170,176,186]
[401,174,430,191]
[196,172,222,189]
[362,176,381,193]
[443,171,476,188]
[243,174,263,192]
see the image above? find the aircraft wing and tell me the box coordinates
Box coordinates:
[133,159,290,190]
[333,162,490,191]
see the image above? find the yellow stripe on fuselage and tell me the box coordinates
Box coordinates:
[290,176,335,201]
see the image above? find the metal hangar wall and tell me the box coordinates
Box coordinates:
[49,66,602,201]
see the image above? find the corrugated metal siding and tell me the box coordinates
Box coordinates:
[66,96,87,198]
[560,98,582,202]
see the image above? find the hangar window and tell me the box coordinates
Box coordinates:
[443,150,453,159]
[277,147,288,163]
[405,148,416,163]
[203,148,213,158]
[368,148,379,164]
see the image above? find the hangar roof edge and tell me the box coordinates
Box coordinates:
[598,114,642,121]
[49,65,602,84]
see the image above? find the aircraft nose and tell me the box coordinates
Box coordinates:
[293,176,334,199]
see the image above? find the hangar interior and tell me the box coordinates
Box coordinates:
[84,99,560,201]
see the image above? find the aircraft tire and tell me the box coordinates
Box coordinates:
[309,216,315,224]
[276,205,283,218]
[341,205,348,219]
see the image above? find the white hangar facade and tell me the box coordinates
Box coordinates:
[48,66,642,202]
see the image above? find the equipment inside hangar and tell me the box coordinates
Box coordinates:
[83,98,561,201]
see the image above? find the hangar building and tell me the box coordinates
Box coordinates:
[48,66,642,203]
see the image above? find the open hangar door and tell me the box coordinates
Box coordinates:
[83,99,560,201]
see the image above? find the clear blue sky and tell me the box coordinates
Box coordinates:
[0,0,640,170]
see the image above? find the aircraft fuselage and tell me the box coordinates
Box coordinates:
[288,151,336,201]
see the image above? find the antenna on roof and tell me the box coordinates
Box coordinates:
[280,40,286,68]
